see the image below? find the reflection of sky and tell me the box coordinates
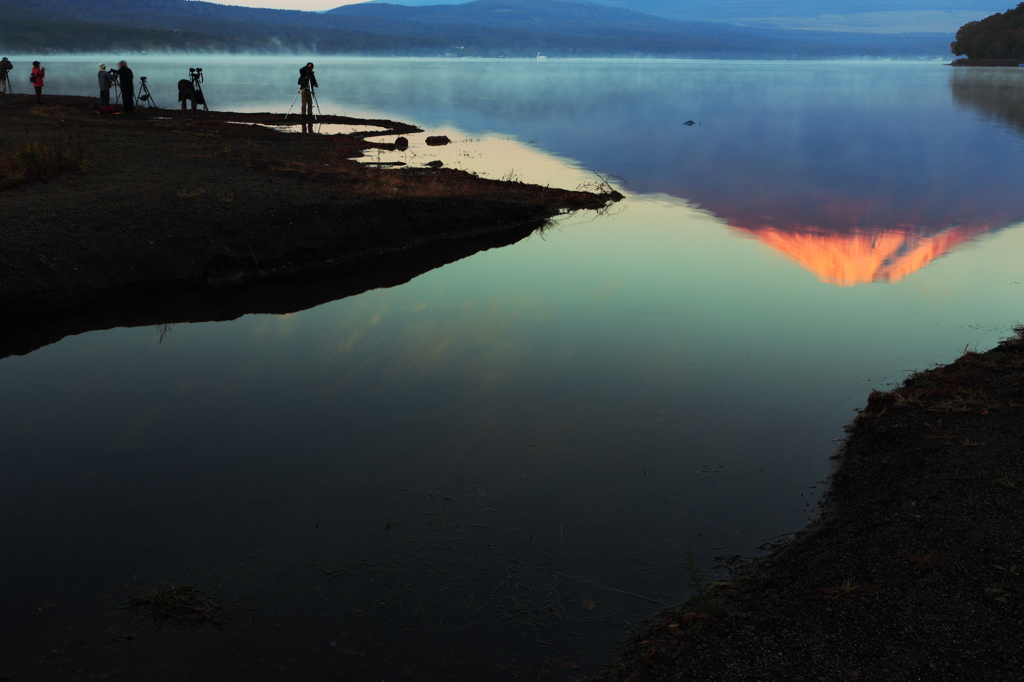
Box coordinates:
[6,61,1024,677]
[950,67,1024,140]
[5,194,1022,543]
[41,59,1024,224]
[39,57,1017,285]
[335,60,1024,282]
[731,223,997,286]
[14,59,1024,543]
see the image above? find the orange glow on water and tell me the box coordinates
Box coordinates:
[731,223,991,286]
[693,191,1017,286]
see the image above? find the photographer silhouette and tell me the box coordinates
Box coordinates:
[116,61,134,113]
[298,62,318,117]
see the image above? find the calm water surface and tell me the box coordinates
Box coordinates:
[3,59,1024,680]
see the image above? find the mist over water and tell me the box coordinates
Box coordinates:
[3,59,1024,680]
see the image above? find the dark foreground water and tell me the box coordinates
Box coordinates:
[2,59,1024,680]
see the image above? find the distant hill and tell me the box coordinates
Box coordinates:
[366,0,1008,33]
[951,2,1024,58]
[0,0,950,57]
[0,12,433,55]
[365,0,1006,13]
[578,0,1007,21]
[326,0,787,38]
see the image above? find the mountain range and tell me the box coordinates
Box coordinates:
[369,0,1010,33]
[0,0,963,56]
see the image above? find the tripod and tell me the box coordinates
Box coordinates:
[0,75,12,95]
[285,86,322,121]
[135,77,158,108]
[111,77,121,105]
[189,68,210,112]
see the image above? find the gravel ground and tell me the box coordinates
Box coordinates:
[601,329,1024,682]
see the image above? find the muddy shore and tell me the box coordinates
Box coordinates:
[602,330,1024,681]
[0,95,619,326]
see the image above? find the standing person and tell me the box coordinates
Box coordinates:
[97,63,115,107]
[177,78,197,116]
[0,57,12,95]
[30,61,44,104]
[298,62,317,117]
[116,60,134,114]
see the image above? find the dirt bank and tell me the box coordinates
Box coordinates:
[0,95,619,321]
[602,330,1024,681]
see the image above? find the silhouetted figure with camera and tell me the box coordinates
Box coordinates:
[116,61,134,113]
[98,63,116,107]
[298,62,317,117]
[0,58,13,95]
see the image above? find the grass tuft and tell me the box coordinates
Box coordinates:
[124,583,239,630]
[1,127,87,189]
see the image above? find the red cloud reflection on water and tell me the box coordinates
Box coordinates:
[731,223,993,287]
[704,192,1016,286]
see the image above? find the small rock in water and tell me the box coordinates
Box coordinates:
[394,136,409,149]
[425,135,450,146]
[426,160,443,168]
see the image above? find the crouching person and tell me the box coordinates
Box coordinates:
[178,78,197,116]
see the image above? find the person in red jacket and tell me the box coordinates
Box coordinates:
[30,61,44,104]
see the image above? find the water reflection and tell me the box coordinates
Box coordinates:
[714,67,1024,287]
[6,60,1024,681]
[0,221,542,361]
[298,60,1024,286]
[950,67,1024,138]
[731,224,991,286]
[39,60,1024,291]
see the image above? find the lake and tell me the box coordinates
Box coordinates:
[3,58,1024,680]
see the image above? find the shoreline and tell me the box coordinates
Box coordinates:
[0,220,545,362]
[950,58,1024,67]
[0,95,619,322]
[602,329,1024,681]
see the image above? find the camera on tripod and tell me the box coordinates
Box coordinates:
[186,67,209,111]
[138,76,153,103]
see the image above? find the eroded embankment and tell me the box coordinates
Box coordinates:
[602,330,1024,682]
[0,95,619,320]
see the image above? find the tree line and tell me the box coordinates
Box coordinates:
[952,3,1024,59]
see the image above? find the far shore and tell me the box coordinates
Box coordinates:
[0,95,620,325]
[950,58,1024,66]
[602,328,1024,681]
